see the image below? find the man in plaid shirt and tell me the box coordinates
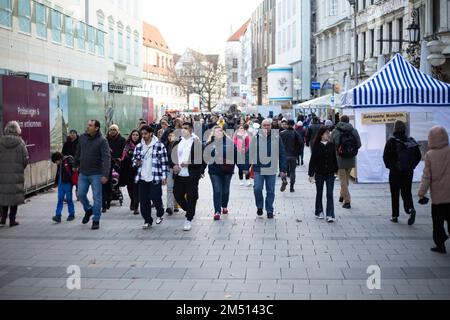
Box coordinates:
[132,125,169,229]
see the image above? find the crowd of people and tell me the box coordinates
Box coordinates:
[0,110,449,254]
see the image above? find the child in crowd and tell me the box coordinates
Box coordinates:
[51,152,76,223]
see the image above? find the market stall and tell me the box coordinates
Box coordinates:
[341,53,450,183]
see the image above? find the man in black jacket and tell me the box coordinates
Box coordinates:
[280,120,303,192]
[172,122,207,231]
[383,120,422,225]
[306,117,322,148]
[75,120,111,230]
[62,130,79,157]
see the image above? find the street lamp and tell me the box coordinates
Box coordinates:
[347,0,358,85]
[328,71,337,108]
[293,78,302,103]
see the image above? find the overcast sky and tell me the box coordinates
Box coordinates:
[142,0,262,56]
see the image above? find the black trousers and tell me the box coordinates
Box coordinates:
[102,181,113,210]
[432,203,450,247]
[174,176,200,222]
[127,182,140,211]
[389,170,415,218]
[138,181,164,224]
[1,206,18,222]
[286,157,297,186]
[238,167,250,180]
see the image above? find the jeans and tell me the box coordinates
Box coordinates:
[315,174,335,218]
[166,169,175,210]
[338,168,352,204]
[78,174,103,222]
[432,203,450,248]
[286,157,297,186]
[174,176,200,221]
[138,181,164,224]
[1,206,18,222]
[56,181,75,217]
[389,170,415,218]
[253,172,276,213]
[210,174,232,213]
[127,182,139,211]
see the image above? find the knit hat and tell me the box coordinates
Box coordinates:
[297,121,303,127]
[109,124,120,133]
[394,120,406,134]
[69,129,78,134]
[325,120,334,127]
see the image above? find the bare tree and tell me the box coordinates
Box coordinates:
[170,50,225,112]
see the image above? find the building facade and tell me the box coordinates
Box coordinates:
[251,0,276,105]
[225,20,251,106]
[275,0,311,102]
[315,0,352,93]
[0,0,108,89]
[87,0,143,93]
[141,22,186,115]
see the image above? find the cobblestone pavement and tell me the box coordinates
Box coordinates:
[0,151,449,300]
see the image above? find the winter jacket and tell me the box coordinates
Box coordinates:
[295,126,306,141]
[55,156,74,185]
[205,137,249,176]
[280,128,303,158]
[75,132,111,178]
[418,126,450,205]
[172,136,207,179]
[107,134,126,160]
[383,132,422,172]
[248,132,288,175]
[62,137,79,157]
[306,123,322,147]
[119,141,138,186]
[0,135,29,206]
[308,141,338,177]
[331,122,362,169]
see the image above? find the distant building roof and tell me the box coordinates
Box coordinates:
[143,22,171,54]
[227,20,250,42]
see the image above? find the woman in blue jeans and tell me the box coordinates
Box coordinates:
[205,126,246,221]
[308,127,338,223]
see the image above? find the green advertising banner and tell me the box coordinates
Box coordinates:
[68,87,105,135]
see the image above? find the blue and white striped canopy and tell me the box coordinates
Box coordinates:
[342,53,450,108]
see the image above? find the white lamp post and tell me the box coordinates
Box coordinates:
[293,78,302,103]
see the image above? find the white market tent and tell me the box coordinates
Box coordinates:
[341,53,450,183]
[294,94,342,120]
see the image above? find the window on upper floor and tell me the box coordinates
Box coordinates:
[35,2,47,39]
[292,21,296,48]
[0,0,12,29]
[117,24,124,61]
[126,28,131,64]
[134,32,139,66]
[88,26,95,53]
[108,23,114,59]
[18,0,31,34]
[232,58,238,68]
[77,21,86,50]
[65,16,74,47]
[98,30,105,57]
[51,9,62,43]
[329,0,337,16]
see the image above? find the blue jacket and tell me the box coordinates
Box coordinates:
[248,132,287,175]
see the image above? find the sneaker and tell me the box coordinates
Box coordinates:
[247,181,253,187]
[102,208,107,213]
[343,203,351,209]
[391,217,399,223]
[280,179,288,192]
[133,210,140,215]
[183,219,192,231]
[301,160,304,166]
[156,217,163,225]
[52,216,62,224]
[82,210,93,225]
[166,208,173,216]
[240,182,244,186]
[408,209,416,226]
[67,216,75,222]
[327,217,336,223]
[267,212,274,219]
[142,223,152,230]
[174,208,180,213]
[316,213,325,220]
[431,246,447,254]
[339,197,344,203]
[213,213,221,221]
[91,221,100,230]
[257,209,263,217]
[290,187,295,193]
[222,208,229,215]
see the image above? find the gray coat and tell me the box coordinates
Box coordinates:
[0,135,29,206]
[75,132,111,178]
[331,122,362,169]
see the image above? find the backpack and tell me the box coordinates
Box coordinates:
[395,137,420,172]
[337,128,359,159]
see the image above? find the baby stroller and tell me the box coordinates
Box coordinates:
[111,159,124,206]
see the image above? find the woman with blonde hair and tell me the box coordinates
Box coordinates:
[0,121,29,227]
